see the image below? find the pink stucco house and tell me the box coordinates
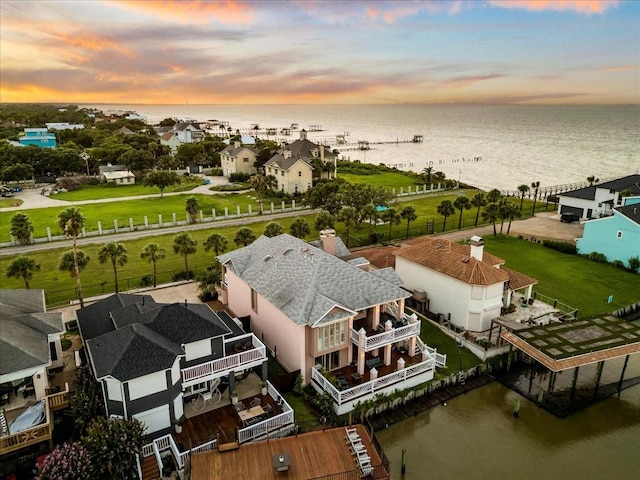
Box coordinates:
[218,231,445,414]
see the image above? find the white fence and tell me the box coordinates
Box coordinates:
[237,381,295,444]
[140,434,218,479]
[350,322,421,351]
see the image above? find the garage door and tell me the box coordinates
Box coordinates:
[560,205,583,217]
[133,405,171,434]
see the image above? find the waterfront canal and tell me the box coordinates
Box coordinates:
[377,381,640,480]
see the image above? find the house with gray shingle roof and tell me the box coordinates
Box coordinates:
[264,153,313,194]
[78,293,279,439]
[220,142,260,177]
[0,290,64,401]
[557,174,640,219]
[218,231,445,415]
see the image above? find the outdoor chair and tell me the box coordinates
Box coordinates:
[249,397,261,408]
[235,402,246,412]
[264,404,273,416]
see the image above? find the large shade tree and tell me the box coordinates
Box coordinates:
[172,233,197,280]
[6,255,40,289]
[140,243,165,288]
[98,241,128,293]
[56,207,86,307]
[9,212,34,245]
[142,170,180,197]
[437,200,455,232]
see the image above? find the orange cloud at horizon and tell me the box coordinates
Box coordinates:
[488,0,619,15]
[106,0,254,25]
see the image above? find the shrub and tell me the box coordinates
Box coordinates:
[172,270,194,281]
[54,176,97,191]
[588,252,608,263]
[612,260,626,270]
[542,240,577,254]
[207,167,223,176]
[628,256,640,273]
[229,172,251,183]
[292,374,304,396]
[139,274,153,287]
[34,442,93,480]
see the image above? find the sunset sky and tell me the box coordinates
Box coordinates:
[1,0,638,105]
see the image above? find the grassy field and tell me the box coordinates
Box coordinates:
[338,171,422,190]
[482,235,640,317]
[0,198,23,208]
[53,177,205,201]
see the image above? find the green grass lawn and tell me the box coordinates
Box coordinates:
[0,198,23,208]
[53,177,205,201]
[482,235,640,317]
[338,171,423,190]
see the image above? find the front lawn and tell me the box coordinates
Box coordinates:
[482,235,640,317]
[52,177,205,201]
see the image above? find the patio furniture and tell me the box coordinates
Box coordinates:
[238,405,265,426]
[235,402,246,412]
[249,397,261,408]
[352,373,362,384]
[336,375,349,390]
[234,343,244,353]
[365,356,382,370]
[272,453,291,472]
[264,404,273,416]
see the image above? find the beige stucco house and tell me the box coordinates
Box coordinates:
[220,142,259,177]
[264,153,313,194]
[218,232,445,414]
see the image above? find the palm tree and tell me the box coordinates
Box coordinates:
[517,184,529,212]
[59,250,90,280]
[453,196,472,229]
[400,205,417,239]
[56,207,86,307]
[203,233,228,257]
[587,176,599,186]
[437,200,455,232]
[381,207,401,242]
[10,212,34,245]
[482,202,501,236]
[338,206,357,247]
[250,174,277,214]
[486,188,502,204]
[289,218,310,239]
[422,166,434,185]
[314,210,335,232]
[98,242,128,293]
[234,227,256,247]
[470,192,486,227]
[361,204,378,239]
[6,255,40,289]
[530,181,540,215]
[504,202,521,235]
[185,196,199,224]
[140,243,165,288]
[172,233,197,280]
[264,221,284,237]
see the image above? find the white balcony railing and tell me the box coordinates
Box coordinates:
[419,337,447,367]
[237,381,295,444]
[181,333,267,388]
[350,321,420,352]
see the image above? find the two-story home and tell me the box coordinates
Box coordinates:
[18,128,57,149]
[264,153,313,194]
[77,293,274,439]
[278,129,337,181]
[0,290,65,402]
[577,197,640,268]
[358,236,538,333]
[218,231,445,414]
[220,142,259,177]
[172,122,204,143]
[557,174,640,219]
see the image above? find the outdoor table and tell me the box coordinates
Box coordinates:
[272,453,291,472]
[237,405,265,425]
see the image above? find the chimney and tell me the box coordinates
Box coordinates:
[300,129,307,141]
[234,141,241,148]
[470,236,484,261]
[320,229,336,256]
[283,150,292,159]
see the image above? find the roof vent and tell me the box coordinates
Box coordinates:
[462,256,470,263]
[301,247,309,253]
[263,254,273,262]
[283,248,293,256]
[435,242,442,249]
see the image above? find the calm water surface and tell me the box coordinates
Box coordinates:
[377,382,640,480]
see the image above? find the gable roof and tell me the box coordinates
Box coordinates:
[218,234,410,326]
[174,122,202,132]
[562,175,640,200]
[616,204,640,225]
[221,145,259,156]
[0,290,63,376]
[265,155,313,172]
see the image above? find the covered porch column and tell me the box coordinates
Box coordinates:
[371,305,381,330]
[524,285,533,302]
[397,298,405,320]
[357,328,366,376]
[383,320,393,366]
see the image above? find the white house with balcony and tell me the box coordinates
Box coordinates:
[77,294,283,439]
[218,231,446,415]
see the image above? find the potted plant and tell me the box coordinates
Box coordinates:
[173,420,182,434]
[231,390,239,405]
[260,381,268,396]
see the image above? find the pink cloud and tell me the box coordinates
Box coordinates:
[105,0,254,24]
[598,65,639,72]
[487,0,619,15]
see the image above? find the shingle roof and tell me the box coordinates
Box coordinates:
[616,203,640,225]
[0,290,63,376]
[394,239,510,286]
[561,185,597,200]
[562,175,640,199]
[264,155,313,171]
[77,293,156,341]
[218,234,410,326]
[221,145,259,156]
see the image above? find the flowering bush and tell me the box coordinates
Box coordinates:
[34,442,92,480]
[70,364,104,434]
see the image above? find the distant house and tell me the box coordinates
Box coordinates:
[577,197,640,268]
[173,122,204,143]
[264,153,313,194]
[18,128,57,149]
[45,122,84,131]
[116,126,137,136]
[557,174,640,219]
[277,129,337,180]
[77,294,277,439]
[159,132,182,154]
[0,290,65,401]
[358,236,538,333]
[218,232,445,414]
[220,142,259,177]
[98,165,136,185]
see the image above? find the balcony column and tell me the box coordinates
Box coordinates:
[228,372,236,399]
[525,285,533,302]
[358,328,366,376]
[383,320,393,366]
[408,336,417,357]
[372,305,381,330]
[397,298,405,320]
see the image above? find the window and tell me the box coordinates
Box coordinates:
[298,171,302,177]
[251,288,258,312]
[316,351,340,371]
[281,171,285,177]
[617,231,623,238]
[243,157,249,163]
[317,321,347,351]
[49,342,58,362]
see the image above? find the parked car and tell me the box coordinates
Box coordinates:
[560,213,580,223]
[1,186,15,197]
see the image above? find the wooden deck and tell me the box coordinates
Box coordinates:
[174,394,283,448]
[335,349,423,388]
[190,425,389,480]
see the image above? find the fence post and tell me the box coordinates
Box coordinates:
[98,221,102,235]
[144,216,148,229]
[46,227,52,241]
[172,213,177,225]
[159,214,163,227]
[114,220,118,233]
